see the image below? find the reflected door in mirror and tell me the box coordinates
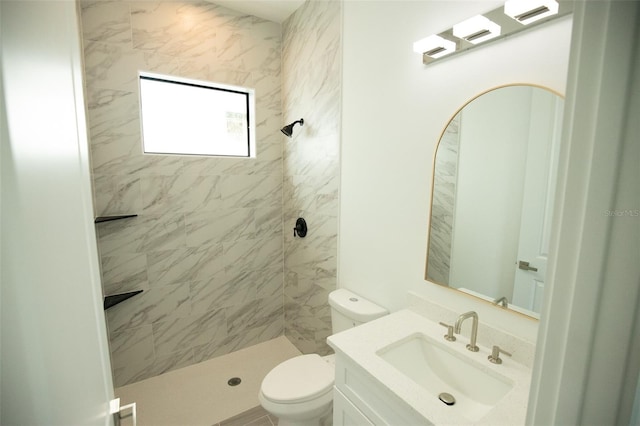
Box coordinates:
[426,85,564,318]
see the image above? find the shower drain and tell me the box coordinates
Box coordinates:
[438,392,455,406]
[227,377,242,386]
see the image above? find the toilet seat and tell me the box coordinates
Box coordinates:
[260,354,334,404]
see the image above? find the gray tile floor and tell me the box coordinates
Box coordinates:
[217,406,277,426]
[217,405,334,426]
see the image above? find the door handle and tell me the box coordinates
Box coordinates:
[110,398,137,426]
[518,260,538,272]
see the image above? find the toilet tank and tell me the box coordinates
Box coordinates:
[328,289,388,334]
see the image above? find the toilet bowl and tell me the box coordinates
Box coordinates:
[258,290,387,426]
[258,354,334,426]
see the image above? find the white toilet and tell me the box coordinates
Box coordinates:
[259,289,388,426]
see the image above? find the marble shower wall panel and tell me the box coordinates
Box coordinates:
[282,0,342,355]
[80,0,284,387]
[427,114,461,285]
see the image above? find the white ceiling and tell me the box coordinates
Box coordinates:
[211,0,305,23]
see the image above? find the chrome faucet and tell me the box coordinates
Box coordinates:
[454,311,479,352]
[493,296,508,307]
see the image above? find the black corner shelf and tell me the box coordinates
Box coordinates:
[104,290,143,310]
[95,214,138,224]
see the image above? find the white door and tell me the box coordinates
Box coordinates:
[511,90,564,313]
[1,1,115,424]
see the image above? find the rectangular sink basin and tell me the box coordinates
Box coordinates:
[376,333,514,422]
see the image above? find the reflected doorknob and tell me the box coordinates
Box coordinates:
[518,260,538,272]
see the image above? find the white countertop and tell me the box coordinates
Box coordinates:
[327,309,532,425]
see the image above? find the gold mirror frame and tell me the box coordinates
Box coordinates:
[425,83,564,320]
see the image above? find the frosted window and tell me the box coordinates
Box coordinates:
[139,73,253,157]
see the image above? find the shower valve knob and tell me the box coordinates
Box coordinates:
[293,218,307,238]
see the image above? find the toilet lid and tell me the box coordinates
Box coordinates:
[261,354,334,404]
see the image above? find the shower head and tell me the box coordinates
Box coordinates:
[281,119,304,137]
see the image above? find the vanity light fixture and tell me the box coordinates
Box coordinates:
[504,0,559,25]
[414,0,570,65]
[453,15,501,44]
[413,35,456,59]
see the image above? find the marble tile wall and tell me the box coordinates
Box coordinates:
[427,114,461,285]
[281,0,342,355]
[80,0,284,387]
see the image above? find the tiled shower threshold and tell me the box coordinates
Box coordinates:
[116,336,301,426]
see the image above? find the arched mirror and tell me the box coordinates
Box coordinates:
[426,85,564,319]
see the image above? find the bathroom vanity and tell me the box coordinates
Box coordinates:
[327,300,534,425]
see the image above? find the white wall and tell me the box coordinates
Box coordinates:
[527,1,640,423]
[1,1,114,423]
[339,1,572,341]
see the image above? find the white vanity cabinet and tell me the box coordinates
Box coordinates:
[332,354,429,426]
[328,309,533,426]
[333,388,374,426]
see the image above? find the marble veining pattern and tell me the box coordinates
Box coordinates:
[190,271,255,314]
[152,307,228,356]
[427,113,461,285]
[106,283,191,333]
[101,252,148,295]
[81,1,133,44]
[282,0,342,356]
[146,244,225,286]
[81,0,284,387]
